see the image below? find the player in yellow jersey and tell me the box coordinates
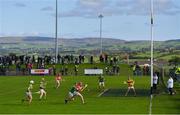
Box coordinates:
[125,76,136,96]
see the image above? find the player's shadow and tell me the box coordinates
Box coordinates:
[49,102,65,105]
[101,88,150,97]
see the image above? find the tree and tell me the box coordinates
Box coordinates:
[168,56,180,66]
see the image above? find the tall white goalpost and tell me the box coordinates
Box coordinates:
[150,0,154,95]
[149,0,154,114]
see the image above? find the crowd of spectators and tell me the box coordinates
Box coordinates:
[132,61,150,76]
[0,54,121,76]
[2,54,168,77]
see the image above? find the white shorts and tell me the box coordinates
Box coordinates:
[56,80,60,84]
[73,91,81,96]
[99,82,105,86]
[68,92,74,98]
[128,86,134,89]
[40,89,46,94]
[26,92,32,98]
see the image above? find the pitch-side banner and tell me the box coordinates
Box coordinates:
[31,69,49,75]
[84,69,103,75]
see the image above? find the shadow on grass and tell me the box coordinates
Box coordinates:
[101,88,150,97]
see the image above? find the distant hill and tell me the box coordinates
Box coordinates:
[23,36,54,42]
[0,36,179,53]
[165,39,180,42]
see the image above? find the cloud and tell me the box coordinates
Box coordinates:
[126,0,180,15]
[79,0,103,7]
[0,32,44,37]
[153,0,180,15]
[14,3,26,7]
[41,6,54,11]
[59,0,180,18]
[0,32,4,37]
[57,0,108,18]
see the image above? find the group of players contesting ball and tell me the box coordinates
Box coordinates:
[22,74,137,105]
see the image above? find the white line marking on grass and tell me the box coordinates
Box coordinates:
[98,89,109,97]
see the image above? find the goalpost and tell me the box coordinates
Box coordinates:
[150,0,154,95]
[149,0,154,114]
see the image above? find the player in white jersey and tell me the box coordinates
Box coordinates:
[22,80,34,104]
[36,78,47,100]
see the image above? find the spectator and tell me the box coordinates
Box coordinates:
[167,76,174,95]
[105,66,109,75]
[90,56,93,64]
[16,62,21,74]
[110,57,113,65]
[74,65,79,76]
[52,64,56,76]
[153,73,158,93]
[175,67,180,81]
[65,65,68,75]
[61,67,64,76]
[116,66,120,75]
[27,63,33,74]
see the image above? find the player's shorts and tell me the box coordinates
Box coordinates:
[56,80,60,84]
[74,91,82,96]
[26,91,32,98]
[40,89,46,94]
[99,82,105,86]
[128,86,134,89]
[68,92,75,98]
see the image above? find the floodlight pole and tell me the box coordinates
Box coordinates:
[150,0,154,95]
[99,14,103,55]
[55,0,58,63]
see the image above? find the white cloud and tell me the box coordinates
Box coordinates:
[41,6,54,11]
[0,32,43,37]
[59,0,180,18]
[14,3,26,7]
[79,0,103,7]
[31,32,40,36]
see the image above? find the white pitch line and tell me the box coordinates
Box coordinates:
[98,89,109,97]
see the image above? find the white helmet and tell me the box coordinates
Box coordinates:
[30,80,34,84]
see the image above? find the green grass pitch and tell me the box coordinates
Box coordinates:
[0,75,179,114]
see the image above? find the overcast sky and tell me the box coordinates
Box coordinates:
[0,0,180,41]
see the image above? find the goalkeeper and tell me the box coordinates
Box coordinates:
[65,82,88,104]
[125,76,136,96]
